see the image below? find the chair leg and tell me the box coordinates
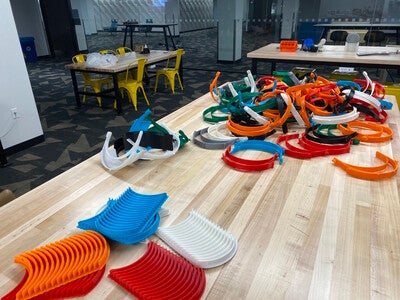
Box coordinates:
[139,85,150,106]
[177,74,183,91]
[93,86,102,107]
[167,75,175,94]
[154,74,160,93]
[83,85,87,104]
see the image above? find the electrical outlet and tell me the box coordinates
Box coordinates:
[11,108,19,119]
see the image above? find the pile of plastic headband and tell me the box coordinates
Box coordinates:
[2,231,110,299]
[109,241,206,299]
[101,109,189,171]
[207,70,392,138]
[205,70,397,180]
[78,187,168,244]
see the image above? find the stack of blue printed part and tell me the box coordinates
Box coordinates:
[77,187,168,244]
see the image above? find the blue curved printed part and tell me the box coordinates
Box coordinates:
[129,109,152,132]
[379,99,393,110]
[230,140,285,164]
[337,80,361,90]
[77,187,168,244]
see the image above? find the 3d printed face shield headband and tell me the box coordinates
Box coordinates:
[337,121,393,143]
[221,140,285,171]
[332,151,398,180]
[276,133,350,159]
[192,126,247,150]
[101,131,143,171]
[311,107,360,125]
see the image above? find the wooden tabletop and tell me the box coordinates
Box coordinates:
[247,43,400,67]
[1,92,399,299]
[65,50,176,74]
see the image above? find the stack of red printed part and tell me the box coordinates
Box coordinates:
[2,230,110,300]
[109,241,206,300]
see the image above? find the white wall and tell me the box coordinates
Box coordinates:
[0,0,43,150]
[10,0,50,57]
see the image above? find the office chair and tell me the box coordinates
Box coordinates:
[118,58,150,111]
[364,30,386,46]
[72,54,112,107]
[329,30,348,45]
[154,49,184,94]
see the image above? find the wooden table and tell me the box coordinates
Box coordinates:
[314,23,400,44]
[122,23,178,51]
[247,43,400,75]
[65,50,182,114]
[1,91,399,299]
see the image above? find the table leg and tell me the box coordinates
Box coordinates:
[251,59,258,75]
[163,28,169,51]
[70,69,81,108]
[123,26,128,47]
[130,26,133,50]
[113,74,123,114]
[167,26,177,50]
[270,62,276,74]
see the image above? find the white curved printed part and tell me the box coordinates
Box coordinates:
[280,93,305,126]
[243,77,250,87]
[227,82,238,97]
[243,106,269,124]
[247,70,258,93]
[362,71,375,94]
[342,89,382,111]
[311,107,359,125]
[100,131,143,171]
[156,210,238,269]
[207,123,248,142]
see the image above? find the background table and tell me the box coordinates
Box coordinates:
[247,43,400,75]
[0,91,399,299]
[65,50,181,114]
[122,23,178,51]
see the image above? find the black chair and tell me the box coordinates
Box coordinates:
[329,30,348,45]
[364,30,386,46]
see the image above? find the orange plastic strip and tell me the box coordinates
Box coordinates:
[332,151,398,180]
[12,230,110,300]
[337,121,393,143]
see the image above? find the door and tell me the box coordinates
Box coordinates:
[39,0,78,57]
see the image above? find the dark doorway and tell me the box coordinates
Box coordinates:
[40,0,78,57]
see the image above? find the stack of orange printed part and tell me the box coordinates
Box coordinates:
[2,230,110,300]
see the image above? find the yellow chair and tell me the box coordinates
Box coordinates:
[72,54,112,107]
[115,47,132,55]
[154,48,184,94]
[118,58,150,111]
[99,49,116,55]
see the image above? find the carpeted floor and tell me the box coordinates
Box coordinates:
[1,27,398,197]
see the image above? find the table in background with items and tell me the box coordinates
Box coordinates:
[65,49,182,114]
